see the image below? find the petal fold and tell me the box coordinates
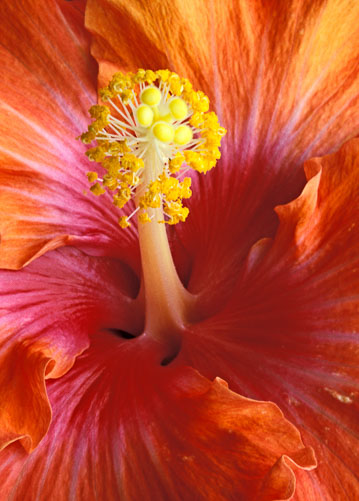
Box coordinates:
[177,137,359,500]
[0,332,315,500]
[0,342,53,453]
[0,245,142,458]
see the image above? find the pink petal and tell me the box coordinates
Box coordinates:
[0,245,142,455]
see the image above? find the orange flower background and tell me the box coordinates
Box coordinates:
[0,0,359,499]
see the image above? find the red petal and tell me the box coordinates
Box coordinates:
[0,332,315,500]
[178,138,359,499]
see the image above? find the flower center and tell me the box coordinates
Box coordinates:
[81,69,226,352]
[81,69,226,228]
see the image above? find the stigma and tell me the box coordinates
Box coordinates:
[81,69,226,228]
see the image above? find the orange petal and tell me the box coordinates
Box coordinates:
[177,137,359,499]
[0,332,315,500]
[0,342,53,453]
[273,137,359,269]
[0,1,139,271]
[86,0,359,315]
[0,1,89,269]
[86,0,359,160]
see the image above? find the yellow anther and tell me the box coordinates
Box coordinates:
[190,112,204,128]
[121,153,144,172]
[184,151,206,173]
[113,187,131,208]
[133,68,146,83]
[119,216,130,228]
[189,91,209,112]
[138,212,152,223]
[174,125,193,145]
[89,105,110,120]
[169,152,185,173]
[139,180,162,209]
[90,183,106,196]
[113,197,127,209]
[156,69,170,82]
[168,75,183,95]
[136,104,154,127]
[180,177,192,198]
[80,126,97,144]
[103,157,121,177]
[163,200,189,224]
[153,122,175,143]
[182,78,193,93]
[145,70,157,84]
[86,172,98,183]
[120,89,134,105]
[103,174,118,190]
[121,184,132,196]
[141,86,161,106]
[109,74,134,94]
[106,140,130,155]
[169,97,188,120]
[140,192,162,209]
[99,87,113,102]
[160,174,180,201]
[122,172,140,186]
[86,145,107,162]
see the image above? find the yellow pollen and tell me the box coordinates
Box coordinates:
[119,216,130,228]
[153,122,175,143]
[138,212,152,223]
[137,104,154,127]
[141,86,161,106]
[90,182,106,196]
[80,68,226,227]
[86,171,98,182]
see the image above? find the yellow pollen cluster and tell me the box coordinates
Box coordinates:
[139,174,192,225]
[81,106,110,144]
[81,69,226,227]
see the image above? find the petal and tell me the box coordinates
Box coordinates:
[177,137,359,499]
[0,332,315,500]
[0,343,52,453]
[85,0,359,311]
[0,0,139,271]
[0,245,142,454]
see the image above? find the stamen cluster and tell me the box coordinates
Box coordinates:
[81,69,226,227]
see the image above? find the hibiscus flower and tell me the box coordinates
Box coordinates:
[1,0,358,499]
